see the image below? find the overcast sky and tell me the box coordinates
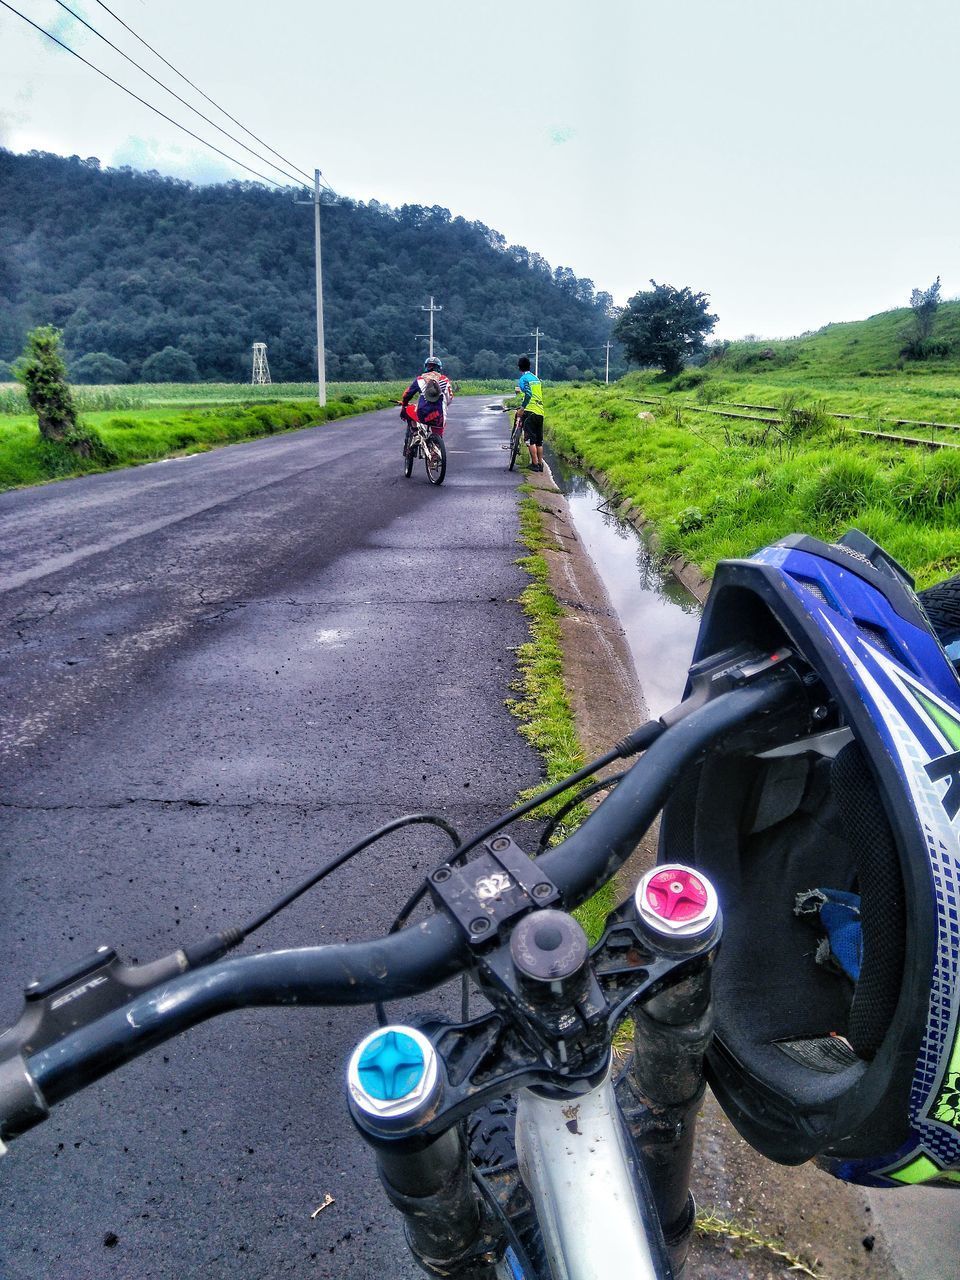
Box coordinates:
[1,0,958,339]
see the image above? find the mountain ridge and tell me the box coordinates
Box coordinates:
[0,148,618,381]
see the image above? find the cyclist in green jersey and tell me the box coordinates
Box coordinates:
[515,355,545,472]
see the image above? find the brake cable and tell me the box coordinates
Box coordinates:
[385,721,663,939]
[181,814,462,970]
[187,722,663,979]
[534,772,626,855]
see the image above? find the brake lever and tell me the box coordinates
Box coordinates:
[659,644,797,729]
[0,945,190,1069]
[0,945,198,1142]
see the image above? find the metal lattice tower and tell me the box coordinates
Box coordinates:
[251,342,271,384]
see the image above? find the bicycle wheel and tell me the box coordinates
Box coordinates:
[509,425,522,471]
[404,429,415,478]
[425,433,446,486]
[918,574,960,659]
[469,1098,548,1279]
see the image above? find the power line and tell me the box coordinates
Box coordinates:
[0,0,294,189]
[49,0,307,187]
[90,0,314,187]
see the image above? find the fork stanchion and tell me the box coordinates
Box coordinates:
[619,865,722,1275]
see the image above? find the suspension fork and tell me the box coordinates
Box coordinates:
[618,865,722,1275]
[347,1026,499,1279]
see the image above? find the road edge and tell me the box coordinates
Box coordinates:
[518,461,902,1280]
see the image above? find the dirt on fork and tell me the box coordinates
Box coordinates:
[525,469,900,1280]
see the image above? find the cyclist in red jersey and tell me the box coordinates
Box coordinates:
[399,356,454,456]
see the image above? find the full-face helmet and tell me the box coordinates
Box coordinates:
[423,357,443,372]
[660,529,960,1189]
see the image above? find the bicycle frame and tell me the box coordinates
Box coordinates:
[515,1074,667,1279]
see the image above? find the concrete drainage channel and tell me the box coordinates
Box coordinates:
[541,444,701,719]
[533,446,955,1279]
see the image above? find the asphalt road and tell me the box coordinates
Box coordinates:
[0,396,541,1279]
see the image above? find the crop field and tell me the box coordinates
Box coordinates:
[0,379,514,415]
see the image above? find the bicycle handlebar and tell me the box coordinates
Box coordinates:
[0,673,801,1142]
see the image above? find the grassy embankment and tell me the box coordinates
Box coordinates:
[0,380,513,490]
[507,486,613,941]
[548,356,960,590]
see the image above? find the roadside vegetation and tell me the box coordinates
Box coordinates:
[0,393,399,490]
[509,489,613,942]
[548,367,960,590]
[0,359,511,489]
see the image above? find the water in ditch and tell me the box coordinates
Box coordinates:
[543,445,702,719]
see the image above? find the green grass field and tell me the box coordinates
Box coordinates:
[548,373,960,589]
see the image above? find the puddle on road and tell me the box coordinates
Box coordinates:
[543,445,702,719]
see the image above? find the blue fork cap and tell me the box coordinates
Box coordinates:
[347,1025,439,1124]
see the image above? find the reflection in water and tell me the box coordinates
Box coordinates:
[544,446,702,719]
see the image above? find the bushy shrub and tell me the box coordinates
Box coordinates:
[779,392,832,441]
[899,337,952,362]
[807,459,884,521]
[670,369,707,391]
[677,506,705,532]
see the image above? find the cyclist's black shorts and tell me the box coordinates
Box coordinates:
[521,412,544,446]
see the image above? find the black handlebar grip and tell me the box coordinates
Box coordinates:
[0,1054,48,1142]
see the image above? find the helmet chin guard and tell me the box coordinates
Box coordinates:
[660,529,960,1189]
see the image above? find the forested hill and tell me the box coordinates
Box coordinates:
[0,149,617,382]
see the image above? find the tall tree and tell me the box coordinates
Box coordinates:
[16,326,86,452]
[613,281,718,375]
[140,346,199,382]
[910,276,941,342]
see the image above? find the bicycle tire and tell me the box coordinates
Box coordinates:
[425,433,446,486]
[509,426,522,472]
[468,1098,548,1280]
